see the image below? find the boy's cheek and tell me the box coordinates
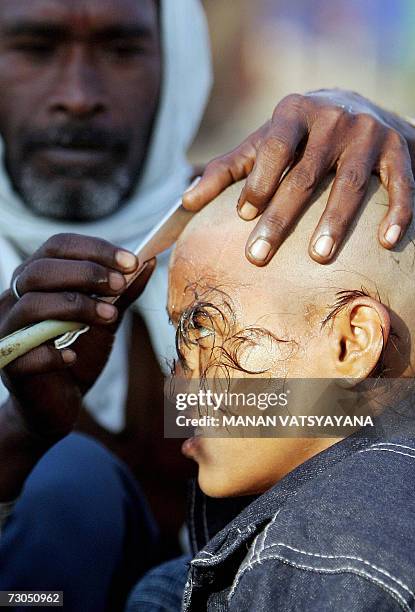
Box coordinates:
[196,439,278,498]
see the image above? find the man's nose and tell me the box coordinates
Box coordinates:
[48,47,106,119]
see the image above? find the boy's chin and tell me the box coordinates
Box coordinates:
[197,468,261,499]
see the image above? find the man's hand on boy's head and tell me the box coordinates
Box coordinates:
[0,234,155,441]
[184,89,415,266]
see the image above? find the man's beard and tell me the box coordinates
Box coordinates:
[8,123,139,222]
[18,164,131,222]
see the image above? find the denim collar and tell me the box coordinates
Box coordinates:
[183,400,415,610]
[183,426,382,610]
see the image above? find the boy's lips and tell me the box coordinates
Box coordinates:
[181,436,203,459]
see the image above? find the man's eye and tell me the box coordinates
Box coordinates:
[11,41,56,57]
[107,43,145,58]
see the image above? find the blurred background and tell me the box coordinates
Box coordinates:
[191,0,415,161]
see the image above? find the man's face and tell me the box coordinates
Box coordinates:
[0,0,161,221]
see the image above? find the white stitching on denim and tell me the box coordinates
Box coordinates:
[367,443,415,453]
[227,553,411,611]
[228,511,280,600]
[259,541,415,600]
[191,525,256,566]
[182,574,193,612]
[255,511,280,559]
[359,448,415,460]
[247,525,263,567]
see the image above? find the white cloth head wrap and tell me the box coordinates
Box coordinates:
[0,0,212,431]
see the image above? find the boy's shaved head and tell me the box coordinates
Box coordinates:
[170,177,414,379]
[168,177,415,497]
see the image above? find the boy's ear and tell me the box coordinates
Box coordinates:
[328,297,390,383]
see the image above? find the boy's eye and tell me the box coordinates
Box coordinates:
[191,317,215,343]
[197,326,214,339]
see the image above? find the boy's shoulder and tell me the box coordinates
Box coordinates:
[271,438,415,548]
[229,439,415,611]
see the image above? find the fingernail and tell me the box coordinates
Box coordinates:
[249,238,272,261]
[239,202,259,221]
[62,349,77,364]
[384,224,401,246]
[97,302,117,320]
[116,250,137,270]
[184,176,201,193]
[108,272,125,291]
[313,235,335,258]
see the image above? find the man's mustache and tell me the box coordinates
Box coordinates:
[22,125,130,155]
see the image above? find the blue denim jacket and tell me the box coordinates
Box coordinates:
[183,409,415,611]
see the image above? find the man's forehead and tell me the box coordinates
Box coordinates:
[0,0,158,31]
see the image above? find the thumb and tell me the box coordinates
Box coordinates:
[117,258,157,316]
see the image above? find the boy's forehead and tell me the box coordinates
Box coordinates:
[169,238,286,328]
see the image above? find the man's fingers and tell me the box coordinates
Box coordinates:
[238,98,308,220]
[244,138,333,266]
[182,124,268,212]
[182,149,255,212]
[1,292,119,337]
[29,233,138,274]
[378,136,415,249]
[4,345,76,378]
[116,257,157,315]
[15,259,127,297]
[308,155,374,263]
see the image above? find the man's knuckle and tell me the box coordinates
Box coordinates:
[390,128,406,146]
[43,234,64,256]
[287,166,318,192]
[17,293,29,309]
[323,210,350,231]
[92,238,115,263]
[206,157,227,174]
[278,93,305,112]
[262,213,289,235]
[227,152,254,181]
[323,106,347,126]
[245,178,269,203]
[43,233,79,257]
[337,164,369,193]
[18,292,36,314]
[357,113,380,135]
[390,174,415,195]
[390,205,413,227]
[22,260,45,286]
[84,262,103,285]
[263,134,293,161]
[63,291,83,310]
